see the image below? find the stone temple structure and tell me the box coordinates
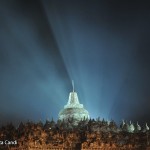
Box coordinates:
[58,81,90,125]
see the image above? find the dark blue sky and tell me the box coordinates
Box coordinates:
[0,0,150,125]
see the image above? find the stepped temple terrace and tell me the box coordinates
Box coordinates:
[0,119,150,149]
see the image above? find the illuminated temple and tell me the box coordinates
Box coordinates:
[0,81,150,149]
[58,81,90,124]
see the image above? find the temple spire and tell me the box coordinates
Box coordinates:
[72,80,74,92]
[58,80,90,123]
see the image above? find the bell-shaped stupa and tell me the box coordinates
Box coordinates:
[58,81,90,124]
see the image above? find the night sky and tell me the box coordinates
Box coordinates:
[0,0,150,126]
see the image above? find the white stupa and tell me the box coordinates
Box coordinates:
[58,80,90,124]
[127,121,135,133]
